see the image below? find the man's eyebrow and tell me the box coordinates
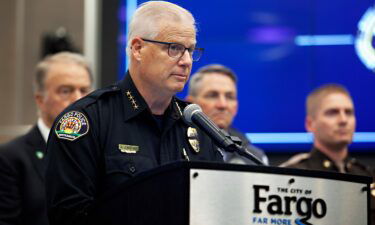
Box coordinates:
[57,85,74,89]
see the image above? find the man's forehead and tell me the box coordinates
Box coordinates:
[47,62,84,74]
[201,73,236,85]
[319,93,354,110]
[199,79,237,94]
[156,23,196,43]
[45,63,90,83]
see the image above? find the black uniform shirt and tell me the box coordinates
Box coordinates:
[45,73,223,225]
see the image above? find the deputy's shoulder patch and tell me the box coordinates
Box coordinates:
[55,111,89,141]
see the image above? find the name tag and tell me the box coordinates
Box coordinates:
[118,144,139,153]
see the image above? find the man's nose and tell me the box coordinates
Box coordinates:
[338,111,349,124]
[71,90,84,101]
[178,50,193,66]
[216,95,228,108]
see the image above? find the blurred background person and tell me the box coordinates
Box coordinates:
[187,64,268,165]
[280,84,374,224]
[0,52,93,225]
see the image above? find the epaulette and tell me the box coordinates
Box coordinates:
[279,153,310,167]
[73,84,122,109]
[88,84,121,100]
[347,158,374,174]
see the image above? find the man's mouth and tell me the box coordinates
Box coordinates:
[172,73,186,76]
[336,129,351,135]
[171,73,187,80]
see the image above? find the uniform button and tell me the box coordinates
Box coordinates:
[323,160,331,168]
[129,165,136,173]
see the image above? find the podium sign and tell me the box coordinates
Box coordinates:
[92,162,370,225]
[190,169,368,225]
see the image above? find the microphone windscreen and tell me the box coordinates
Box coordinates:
[183,104,202,123]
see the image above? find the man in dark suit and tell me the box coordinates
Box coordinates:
[186,64,268,165]
[0,52,93,225]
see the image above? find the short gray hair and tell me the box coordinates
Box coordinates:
[126,1,196,57]
[188,64,238,97]
[34,52,93,93]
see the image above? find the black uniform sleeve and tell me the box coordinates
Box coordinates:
[45,109,101,225]
[0,151,22,225]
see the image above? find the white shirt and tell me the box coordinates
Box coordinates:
[37,118,50,143]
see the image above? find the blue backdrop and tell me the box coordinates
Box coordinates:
[119,0,375,152]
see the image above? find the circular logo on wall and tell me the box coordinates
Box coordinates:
[355,6,375,71]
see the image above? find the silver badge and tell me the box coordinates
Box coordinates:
[187,127,200,153]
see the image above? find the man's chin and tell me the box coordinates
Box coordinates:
[327,140,352,150]
[212,120,229,130]
[171,82,187,93]
[336,136,353,145]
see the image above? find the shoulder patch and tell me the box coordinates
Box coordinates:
[55,111,89,141]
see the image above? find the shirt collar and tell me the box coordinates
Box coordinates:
[119,72,150,121]
[37,118,50,143]
[119,71,184,122]
[311,147,350,162]
[311,146,351,172]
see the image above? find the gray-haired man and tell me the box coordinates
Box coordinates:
[187,64,268,165]
[0,52,93,225]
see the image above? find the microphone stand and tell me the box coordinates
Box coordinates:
[220,130,265,166]
[183,104,265,166]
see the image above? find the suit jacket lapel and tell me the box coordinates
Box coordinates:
[24,125,47,181]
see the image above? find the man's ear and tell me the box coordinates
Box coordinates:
[305,115,314,132]
[131,37,143,61]
[34,92,44,109]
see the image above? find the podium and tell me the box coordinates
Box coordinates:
[90,162,371,225]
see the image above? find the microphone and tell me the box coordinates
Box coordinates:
[183,104,264,165]
[183,104,234,149]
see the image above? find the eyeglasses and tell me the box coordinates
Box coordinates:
[141,38,204,61]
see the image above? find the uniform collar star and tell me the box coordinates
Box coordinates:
[125,90,139,110]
